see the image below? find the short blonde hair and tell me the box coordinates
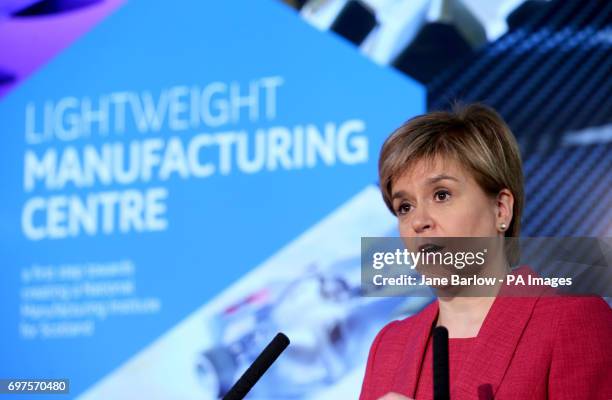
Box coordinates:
[379,103,524,265]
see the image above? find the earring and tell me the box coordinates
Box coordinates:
[499,222,507,231]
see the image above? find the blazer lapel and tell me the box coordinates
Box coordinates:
[452,295,539,399]
[390,300,439,397]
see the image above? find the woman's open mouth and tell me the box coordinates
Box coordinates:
[418,243,445,253]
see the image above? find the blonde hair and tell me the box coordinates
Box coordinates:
[379,103,524,265]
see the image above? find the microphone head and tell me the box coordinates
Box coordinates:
[433,325,449,344]
[270,332,290,353]
[433,326,450,400]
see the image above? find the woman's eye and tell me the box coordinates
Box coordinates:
[397,203,412,215]
[435,190,450,201]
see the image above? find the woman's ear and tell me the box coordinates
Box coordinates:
[496,188,514,232]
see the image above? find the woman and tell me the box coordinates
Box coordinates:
[359,104,612,400]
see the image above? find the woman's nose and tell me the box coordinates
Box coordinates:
[411,206,434,234]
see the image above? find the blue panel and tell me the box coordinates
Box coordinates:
[0,0,424,397]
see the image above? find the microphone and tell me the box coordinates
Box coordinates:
[222,332,290,400]
[433,326,450,400]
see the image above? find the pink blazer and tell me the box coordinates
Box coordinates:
[359,293,612,399]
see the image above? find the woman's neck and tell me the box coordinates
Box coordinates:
[436,251,509,338]
[436,296,496,338]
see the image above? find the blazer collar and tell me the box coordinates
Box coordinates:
[390,267,542,398]
[390,300,438,397]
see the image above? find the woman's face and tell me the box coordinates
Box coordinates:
[390,156,511,239]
